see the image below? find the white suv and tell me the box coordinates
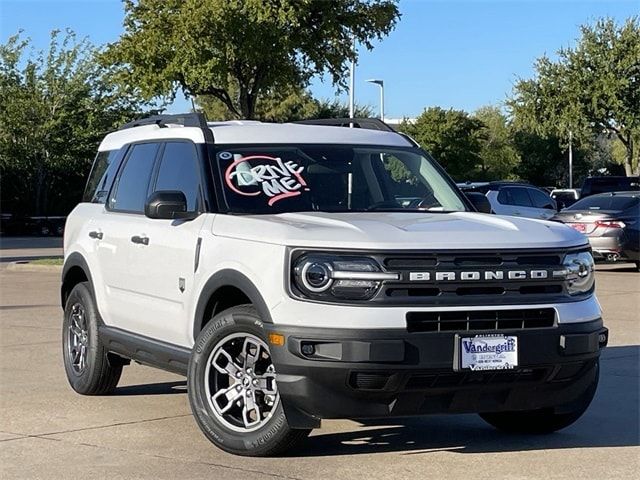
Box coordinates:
[62,114,607,456]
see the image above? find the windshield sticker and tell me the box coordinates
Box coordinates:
[224,155,309,206]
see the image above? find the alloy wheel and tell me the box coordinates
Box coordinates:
[205,333,279,433]
[67,303,89,374]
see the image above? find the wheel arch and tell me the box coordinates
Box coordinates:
[193,269,273,342]
[61,252,94,309]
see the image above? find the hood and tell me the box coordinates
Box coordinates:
[212,211,587,250]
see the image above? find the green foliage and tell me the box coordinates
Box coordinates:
[198,84,372,122]
[102,0,400,119]
[0,31,149,216]
[472,106,519,180]
[398,107,484,181]
[509,17,640,175]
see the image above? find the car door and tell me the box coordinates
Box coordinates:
[492,187,519,216]
[528,187,557,220]
[96,142,161,330]
[494,187,537,218]
[125,140,208,346]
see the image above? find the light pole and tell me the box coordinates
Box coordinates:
[366,79,384,121]
[348,35,356,122]
[568,130,573,189]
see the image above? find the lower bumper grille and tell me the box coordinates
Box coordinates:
[406,308,556,333]
[405,368,549,390]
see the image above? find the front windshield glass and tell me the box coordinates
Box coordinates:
[215,145,468,214]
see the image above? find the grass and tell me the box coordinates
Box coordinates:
[30,257,63,266]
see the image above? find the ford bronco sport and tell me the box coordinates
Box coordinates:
[62,114,607,456]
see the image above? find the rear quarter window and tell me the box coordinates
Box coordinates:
[83,150,121,203]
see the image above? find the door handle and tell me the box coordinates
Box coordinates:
[131,235,149,245]
[88,231,103,240]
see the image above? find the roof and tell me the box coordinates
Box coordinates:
[99,119,413,151]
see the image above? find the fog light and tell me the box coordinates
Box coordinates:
[598,332,608,348]
[301,343,315,356]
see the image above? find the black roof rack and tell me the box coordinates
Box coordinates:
[293,117,397,132]
[120,113,214,143]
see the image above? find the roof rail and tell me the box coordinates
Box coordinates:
[293,117,397,132]
[120,113,214,143]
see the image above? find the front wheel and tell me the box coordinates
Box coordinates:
[188,305,310,456]
[480,362,598,434]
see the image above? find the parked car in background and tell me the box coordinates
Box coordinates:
[552,192,640,271]
[581,176,640,198]
[551,188,580,210]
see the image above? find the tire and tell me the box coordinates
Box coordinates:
[188,305,310,456]
[635,261,640,272]
[62,282,122,395]
[480,361,599,434]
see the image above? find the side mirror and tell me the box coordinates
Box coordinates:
[145,191,195,220]
[465,192,492,214]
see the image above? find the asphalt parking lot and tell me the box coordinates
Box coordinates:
[0,252,638,479]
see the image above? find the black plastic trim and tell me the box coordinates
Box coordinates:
[99,325,191,376]
[193,269,273,342]
[265,320,606,422]
[293,118,397,132]
[61,252,95,308]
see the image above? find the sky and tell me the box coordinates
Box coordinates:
[1,0,638,118]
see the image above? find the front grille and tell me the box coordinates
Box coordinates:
[373,249,576,306]
[405,368,549,390]
[406,308,556,333]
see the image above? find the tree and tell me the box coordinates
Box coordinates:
[472,106,520,180]
[398,107,484,180]
[0,31,148,216]
[509,17,640,175]
[102,0,400,119]
[198,83,372,122]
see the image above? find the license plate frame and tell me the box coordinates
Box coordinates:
[455,334,518,371]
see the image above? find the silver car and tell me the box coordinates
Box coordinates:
[552,192,640,270]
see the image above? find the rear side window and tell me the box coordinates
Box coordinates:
[584,177,640,195]
[498,187,532,207]
[83,150,120,203]
[529,188,554,209]
[109,143,160,213]
[509,187,533,207]
[153,142,201,211]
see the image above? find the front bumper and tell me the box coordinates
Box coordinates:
[265,319,608,428]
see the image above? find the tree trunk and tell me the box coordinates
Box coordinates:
[624,137,633,176]
[238,86,256,119]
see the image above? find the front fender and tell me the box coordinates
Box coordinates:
[193,269,274,342]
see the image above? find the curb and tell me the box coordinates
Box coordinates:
[6,261,63,273]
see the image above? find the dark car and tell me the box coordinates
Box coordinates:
[581,176,640,198]
[552,191,640,270]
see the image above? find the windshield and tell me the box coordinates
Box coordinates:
[215,145,468,214]
[567,195,639,211]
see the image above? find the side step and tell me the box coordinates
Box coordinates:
[99,326,191,376]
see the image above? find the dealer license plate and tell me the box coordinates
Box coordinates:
[459,335,518,371]
[569,223,586,233]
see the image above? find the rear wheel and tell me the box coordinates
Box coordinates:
[188,305,310,456]
[480,362,598,434]
[62,282,122,395]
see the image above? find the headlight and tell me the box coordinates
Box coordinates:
[553,251,595,295]
[292,254,399,301]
